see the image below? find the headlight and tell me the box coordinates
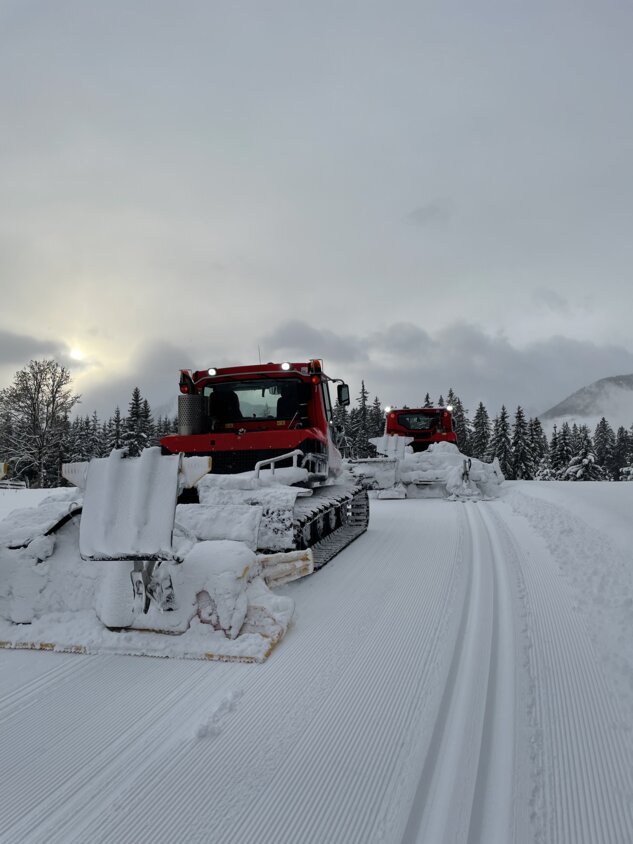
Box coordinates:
[281,362,291,371]
[208,368,217,376]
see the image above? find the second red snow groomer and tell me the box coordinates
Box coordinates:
[384,405,457,452]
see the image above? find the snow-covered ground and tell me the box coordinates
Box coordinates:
[1,482,633,843]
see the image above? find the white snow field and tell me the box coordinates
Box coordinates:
[1,482,633,844]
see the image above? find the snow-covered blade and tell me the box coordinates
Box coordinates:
[78,449,182,560]
[348,440,504,500]
[0,449,304,662]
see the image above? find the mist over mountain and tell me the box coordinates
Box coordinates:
[541,374,633,431]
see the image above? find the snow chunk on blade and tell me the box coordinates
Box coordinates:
[0,449,311,662]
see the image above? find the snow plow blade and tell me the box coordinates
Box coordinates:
[0,449,316,663]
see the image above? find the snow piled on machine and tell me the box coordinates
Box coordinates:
[0,500,294,661]
[348,438,504,500]
[0,450,305,662]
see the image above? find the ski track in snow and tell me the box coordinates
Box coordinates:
[402,503,517,844]
[1,492,633,843]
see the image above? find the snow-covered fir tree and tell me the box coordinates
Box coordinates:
[101,421,109,454]
[140,399,155,447]
[549,425,559,469]
[106,406,123,452]
[451,396,471,455]
[368,396,386,439]
[560,423,605,480]
[562,441,605,480]
[154,414,177,444]
[348,381,373,458]
[534,451,556,480]
[470,402,491,461]
[610,426,630,480]
[423,392,432,408]
[332,398,349,431]
[511,406,534,479]
[77,416,92,459]
[89,411,104,458]
[64,417,84,463]
[528,417,548,468]
[487,406,512,478]
[122,387,149,457]
[620,430,633,480]
[552,422,573,477]
[593,417,616,479]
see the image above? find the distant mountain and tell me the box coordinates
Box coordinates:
[541,374,633,431]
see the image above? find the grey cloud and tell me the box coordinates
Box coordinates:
[54,323,633,432]
[286,322,633,421]
[6,320,628,431]
[260,321,369,365]
[407,201,452,228]
[76,340,196,421]
[0,329,64,365]
[368,323,434,358]
[532,289,570,315]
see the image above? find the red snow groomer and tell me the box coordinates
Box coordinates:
[384,406,457,452]
[162,360,346,479]
[160,359,369,567]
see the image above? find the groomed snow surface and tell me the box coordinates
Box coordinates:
[1,482,633,843]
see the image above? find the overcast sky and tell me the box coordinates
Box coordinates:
[2,0,633,421]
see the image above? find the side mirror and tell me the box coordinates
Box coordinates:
[337,383,350,407]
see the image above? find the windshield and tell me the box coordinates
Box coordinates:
[203,379,303,421]
[397,412,440,431]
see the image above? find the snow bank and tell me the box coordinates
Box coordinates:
[0,515,98,625]
[505,482,633,710]
[0,488,57,521]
